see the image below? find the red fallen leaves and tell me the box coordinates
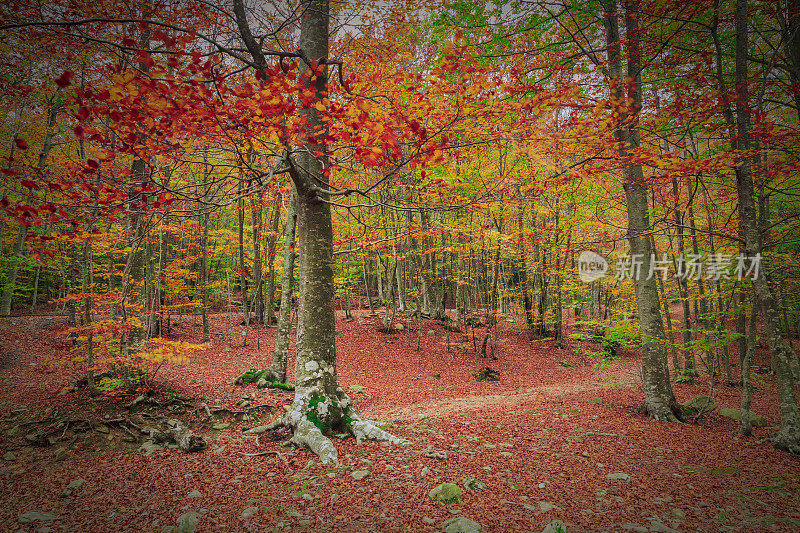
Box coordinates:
[0,312,799,532]
[14,137,28,150]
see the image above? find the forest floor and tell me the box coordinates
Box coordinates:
[1,309,799,532]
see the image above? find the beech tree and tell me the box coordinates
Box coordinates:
[602,0,678,420]
[234,0,409,460]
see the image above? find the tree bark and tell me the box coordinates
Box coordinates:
[264,196,282,324]
[236,0,408,462]
[265,188,297,384]
[735,0,800,453]
[604,0,678,420]
[250,190,264,324]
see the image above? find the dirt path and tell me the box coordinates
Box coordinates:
[367,368,640,420]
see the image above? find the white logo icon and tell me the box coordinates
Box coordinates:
[577,251,608,282]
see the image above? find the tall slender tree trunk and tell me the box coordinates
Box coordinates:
[238,184,249,324]
[264,196,282,324]
[1,226,27,316]
[267,188,298,383]
[604,0,677,420]
[518,203,533,328]
[200,155,211,344]
[735,0,800,453]
[671,177,695,380]
[651,236,679,375]
[374,255,383,303]
[251,191,264,323]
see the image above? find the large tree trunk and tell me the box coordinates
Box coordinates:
[604,0,678,421]
[237,0,408,462]
[735,0,800,454]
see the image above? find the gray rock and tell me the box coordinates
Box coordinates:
[461,478,486,491]
[606,472,631,482]
[53,447,68,461]
[586,398,603,404]
[176,511,201,533]
[422,516,436,525]
[427,330,436,335]
[351,470,370,480]
[670,508,685,520]
[3,451,17,461]
[19,511,57,524]
[541,519,567,533]
[425,450,448,460]
[681,396,717,412]
[718,407,768,427]
[138,441,162,456]
[538,501,560,512]
[211,422,230,430]
[649,519,680,533]
[420,466,430,477]
[187,490,203,499]
[61,479,85,498]
[443,516,481,533]
[429,483,462,504]
[240,506,259,519]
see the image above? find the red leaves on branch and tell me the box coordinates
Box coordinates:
[55,70,74,88]
[14,138,28,150]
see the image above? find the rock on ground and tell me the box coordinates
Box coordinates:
[443,516,481,533]
[541,519,567,533]
[430,483,462,504]
[718,407,768,427]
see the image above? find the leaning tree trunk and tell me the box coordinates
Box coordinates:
[735,0,800,453]
[236,0,408,462]
[604,0,677,421]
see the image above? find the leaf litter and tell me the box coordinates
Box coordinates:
[1,312,799,532]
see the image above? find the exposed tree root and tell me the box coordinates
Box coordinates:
[771,428,800,455]
[243,389,410,463]
[637,400,681,422]
[150,419,207,452]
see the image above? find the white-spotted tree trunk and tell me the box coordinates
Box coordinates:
[236,0,409,462]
